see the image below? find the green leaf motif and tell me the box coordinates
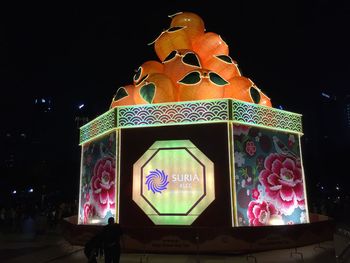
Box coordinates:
[252,166,257,177]
[250,87,261,104]
[114,87,128,101]
[178,71,201,85]
[163,50,177,63]
[209,72,229,86]
[133,67,141,82]
[216,55,233,64]
[140,83,155,104]
[136,74,149,86]
[168,26,184,32]
[183,53,201,67]
[240,168,248,177]
[236,141,243,152]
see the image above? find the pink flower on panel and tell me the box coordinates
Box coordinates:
[83,203,96,224]
[233,125,250,136]
[259,153,304,215]
[247,200,280,226]
[245,141,256,156]
[91,157,116,217]
[85,192,90,202]
[252,188,260,200]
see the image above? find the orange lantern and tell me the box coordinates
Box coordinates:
[224,76,262,104]
[203,55,241,81]
[163,49,202,85]
[192,32,229,65]
[133,60,164,86]
[169,12,205,40]
[110,85,135,108]
[178,69,229,102]
[224,76,253,102]
[153,27,192,62]
[134,73,176,104]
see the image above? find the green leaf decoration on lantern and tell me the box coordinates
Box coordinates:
[114,87,128,101]
[209,72,229,86]
[178,71,201,85]
[168,26,185,32]
[140,83,155,103]
[136,74,149,86]
[183,53,201,67]
[250,87,261,104]
[216,55,233,64]
[163,50,177,63]
[133,67,141,82]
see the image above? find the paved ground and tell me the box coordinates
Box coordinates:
[1,223,349,263]
[49,243,337,263]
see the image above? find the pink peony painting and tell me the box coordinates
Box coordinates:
[83,202,96,224]
[233,124,308,226]
[79,133,116,224]
[91,157,116,218]
[259,154,304,215]
[247,200,281,226]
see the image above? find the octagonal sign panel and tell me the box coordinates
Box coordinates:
[133,140,215,225]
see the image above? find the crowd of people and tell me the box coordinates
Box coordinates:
[0,199,78,235]
[0,195,124,263]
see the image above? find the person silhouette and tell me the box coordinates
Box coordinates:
[102,217,123,263]
[84,231,103,263]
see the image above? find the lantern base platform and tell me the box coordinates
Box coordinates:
[62,213,334,254]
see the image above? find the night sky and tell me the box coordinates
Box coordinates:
[1,2,350,201]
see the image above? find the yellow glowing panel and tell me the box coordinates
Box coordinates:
[133,140,214,225]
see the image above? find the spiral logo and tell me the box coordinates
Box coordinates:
[145,169,169,194]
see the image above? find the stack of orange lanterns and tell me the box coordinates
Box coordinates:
[110,12,272,108]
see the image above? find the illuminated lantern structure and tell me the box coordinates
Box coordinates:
[192,32,229,65]
[72,11,332,255]
[203,54,241,80]
[133,60,164,86]
[162,49,202,85]
[133,73,176,104]
[110,85,136,108]
[178,69,228,101]
[169,12,205,40]
[153,26,192,62]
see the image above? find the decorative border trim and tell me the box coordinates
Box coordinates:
[80,109,116,144]
[231,100,303,135]
[117,99,229,128]
[79,99,303,144]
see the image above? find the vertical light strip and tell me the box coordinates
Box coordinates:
[227,123,235,227]
[116,129,121,223]
[298,135,310,223]
[78,145,84,224]
[232,125,238,227]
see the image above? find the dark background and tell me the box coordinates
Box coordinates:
[1,1,349,219]
[120,124,231,227]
